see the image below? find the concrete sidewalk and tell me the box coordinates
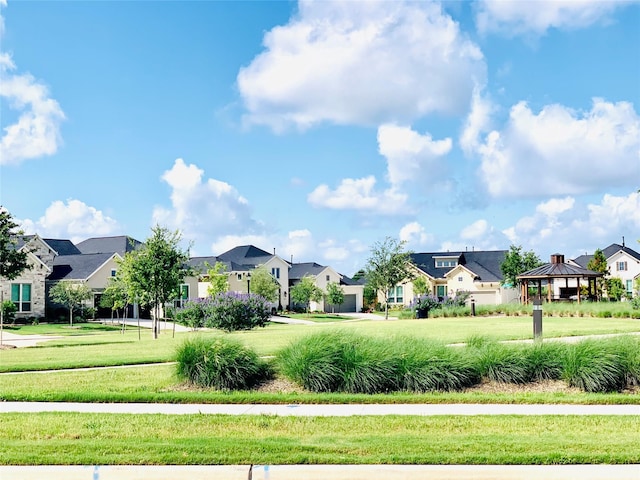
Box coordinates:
[2,401,639,416]
[1,464,639,480]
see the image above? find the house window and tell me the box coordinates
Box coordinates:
[174,284,189,308]
[387,286,404,304]
[458,276,463,282]
[435,260,457,268]
[271,267,280,279]
[237,273,242,281]
[617,261,628,271]
[326,275,330,281]
[627,280,633,295]
[11,283,32,312]
[110,269,117,277]
[436,285,447,298]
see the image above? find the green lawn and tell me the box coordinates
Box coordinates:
[1,413,638,465]
[2,322,127,335]
[2,364,638,404]
[1,316,639,373]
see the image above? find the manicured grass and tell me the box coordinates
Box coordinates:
[1,316,638,373]
[281,313,358,323]
[2,322,127,335]
[1,413,638,465]
[1,364,638,405]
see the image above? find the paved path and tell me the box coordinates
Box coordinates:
[2,464,639,480]
[2,401,638,416]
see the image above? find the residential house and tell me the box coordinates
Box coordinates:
[289,262,364,313]
[381,249,518,309]
[570,242,640,298]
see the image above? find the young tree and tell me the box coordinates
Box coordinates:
[364,237,414,319]
[325,281,345,314]
[100,276,129,331]
[289,276,323,314]
[500,245,543,288]
[606,277,625,301]
[1,208,32,345]
[49,281,93,326]
[119,226,190,338]
[248,266,279,303]
[207,262,229,297]
[587,248,609,299]
[412,276,429,297]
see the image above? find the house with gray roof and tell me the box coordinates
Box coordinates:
[570,242,640,298]
[381,249,518,308]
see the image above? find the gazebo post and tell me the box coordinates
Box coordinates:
[547,277,552,303]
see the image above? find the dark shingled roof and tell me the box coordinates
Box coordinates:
[410,250,507,282]
[289,262,327,280]
[216,245,275,267]
[573,243,640,268]
[49,253,116,281]
[518,262,602,279]
[43,239,82,256]
[76,236,143,256]
[187,256,247,274]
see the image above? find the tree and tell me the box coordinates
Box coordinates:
[49,281,93,326]
[500,245,543,288]
[587,248,609,299]
[364,237,414,319]
[248,266,279,303]
[1,208,32,345]
[119,226,190,339]
[325,281,345,314]
[412,276,429,297]
[606,277,625,302]
[100,276,129,331]
[289,276,323,314]
[207,262,229,297]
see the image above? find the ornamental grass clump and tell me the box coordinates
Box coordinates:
[561,340,627,393]
[390,337,480,392]
[523,341,565,382]
[470,342,531,384]
[175,336,270,390]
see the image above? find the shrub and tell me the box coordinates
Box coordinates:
[1,300,17,324]
[175,336,270,390]
[471,342,531,384]
[205,292,273,332]
[174,299,208,330]
[523,342,565,382]
[390,337,480,392]
[562,340,627,393]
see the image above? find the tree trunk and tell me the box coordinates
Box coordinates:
[385,302,389,320]
[70,306,73,327]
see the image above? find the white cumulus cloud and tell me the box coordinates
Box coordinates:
[307,176,409,215]
[19,199,120,243]
[152,158,261,246]
[238,0,485,130]
[399,222,435,247]
[377,124,452,186]
[476,0,635,37]
[478,99,640,198]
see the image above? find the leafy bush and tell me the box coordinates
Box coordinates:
[1,300,17,324]
[175,336,270,390]
[205,292,273,332]
[174,299,208,330]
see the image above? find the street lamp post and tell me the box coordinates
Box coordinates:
[247,272,251,294]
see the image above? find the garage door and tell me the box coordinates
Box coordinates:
[325,294,357,313]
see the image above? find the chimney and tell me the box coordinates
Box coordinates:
[273,247,276,255]
[550,254,564,264]
[622,236,625,248]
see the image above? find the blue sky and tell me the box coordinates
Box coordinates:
[1,0,639,276]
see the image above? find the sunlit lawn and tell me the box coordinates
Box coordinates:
[1,412,638,465]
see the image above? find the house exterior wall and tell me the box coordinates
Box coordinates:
[1,254,48,320]
[85,256,121,290]
[608,250,640,298]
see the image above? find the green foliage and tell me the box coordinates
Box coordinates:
[119,226,190,337]
[100,276,129,318]
[248,266,279,303]
[500,244,543,287]
[289,276,323,313]
[206,262,229,297]
[606,277,625,301]
[175,336,270,390]
[205,292,272,332]
[412,276,429,296]
[364,237,414,318]
[562,340,627,393]
[1,300,17,323]
[174,299,207,329]
[49,282,93,326]
[0,207,31,281]
[587,248,609,299]
[325,281,345,313]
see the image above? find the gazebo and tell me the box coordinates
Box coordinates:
[517,254,603,304]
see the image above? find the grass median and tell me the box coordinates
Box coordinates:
[1,413,638,465]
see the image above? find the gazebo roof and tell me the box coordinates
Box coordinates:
[517,254,603,280]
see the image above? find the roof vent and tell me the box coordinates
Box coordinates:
[550,254,564,264]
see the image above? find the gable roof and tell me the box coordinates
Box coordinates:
[572,243,640,268]
[518,262,602,279]
[216,245,276,267]
[15,235,81,256]
[410,250,507,282]
[76,236,143,256]
[49,253,118,281]
[289,262,329,280]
